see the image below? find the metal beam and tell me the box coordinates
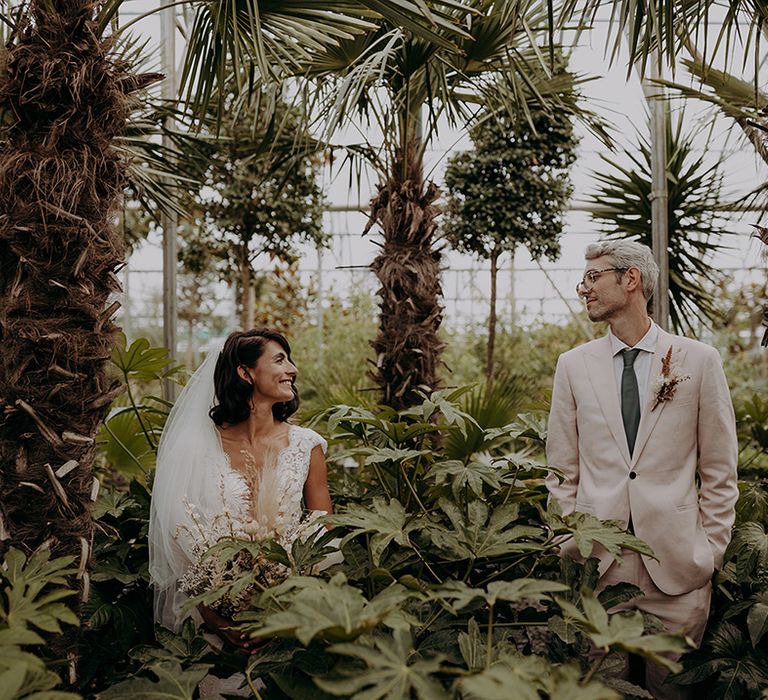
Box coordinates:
[641,54,670,329]
[161,3,178,397]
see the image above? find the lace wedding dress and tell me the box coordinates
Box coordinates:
[182,425,331,699]
[176,425,329,558]
[148,344,339,699]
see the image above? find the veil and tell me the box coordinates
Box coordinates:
[148,341,225,632]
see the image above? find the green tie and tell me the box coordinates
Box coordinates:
[621,348,642,457]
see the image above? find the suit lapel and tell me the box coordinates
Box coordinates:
[630,329,687,466]
[584,337,631,466]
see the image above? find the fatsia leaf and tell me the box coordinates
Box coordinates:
[2,665,80,698]
[428,500,543,560]
[129,620,210,665]
[1,548,78,634]
[597,583,644,611]
[317,628,446,699]
[111,334,179,382]
[361,447,428,465]
[555,592,687,672]
[429,459,505,499]
[330,498,425,566]
[724,521,768,580]
[432,578,567,613]
[248,575,414,646]
[546,509,655,561]
[96,661,211,699]
[459,653,617,700]
[458,618,485,673]
[747,601,768,647]
[670,621,768,689]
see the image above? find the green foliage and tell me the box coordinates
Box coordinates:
[98,334,183,481]
[78,479,155,692]
[316,629,446,699]
[443,54,579,377]
[673,446,768,697]
[0,547,80,700]
[293,287,379,418]
[96,661,211,700]
[587,108,732,335]
[247,574,415,646]
[209,393,688,696]
[734,393,768,478]
[443,63,579,265]
[181,94,326,328]
[440,319,588,407]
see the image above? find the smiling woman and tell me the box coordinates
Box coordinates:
[148,327,337,672]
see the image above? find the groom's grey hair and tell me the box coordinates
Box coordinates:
[585,240,659,301]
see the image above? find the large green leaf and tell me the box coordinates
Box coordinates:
[545,507,655,561]
[724,521,768,580]
[96,661,211,700]
[432,578,568,613]
[747,600,768,648]
[458,652,617,700]
[555,591,687,672]
[427,500,544,560]
[248,575,415,645]
[111,334,179,383]
[317,628,446,699]
[428,459,506,500]
[330,498,426,566]
[129,620,211,665]
[1,548,78,634]
[671,620,768,693]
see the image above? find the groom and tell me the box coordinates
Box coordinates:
[545,241,738,698]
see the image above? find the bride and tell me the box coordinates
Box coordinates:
[148,328,334,653]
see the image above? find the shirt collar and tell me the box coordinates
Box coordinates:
[609,320,659,357]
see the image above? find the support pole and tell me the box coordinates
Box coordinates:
[161,3,178,398]
[641,53,670,329]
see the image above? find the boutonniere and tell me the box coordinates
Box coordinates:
[651,346,690,412]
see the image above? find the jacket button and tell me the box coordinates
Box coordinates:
[629,471,637,479]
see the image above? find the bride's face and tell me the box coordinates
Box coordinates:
[241,339,298,404]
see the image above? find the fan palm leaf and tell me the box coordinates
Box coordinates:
[557,0,760,77]
[587,109,731,334]
[177,0,473,123]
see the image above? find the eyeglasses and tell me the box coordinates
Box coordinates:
[576,267,628,295]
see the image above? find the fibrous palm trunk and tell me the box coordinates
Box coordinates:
[366,143,444,410]
[0,0,158,598]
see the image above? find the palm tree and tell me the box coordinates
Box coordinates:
[306,0,597,409]
[587,108,731,334]
[0,0,461,576]
[0,0,163,566]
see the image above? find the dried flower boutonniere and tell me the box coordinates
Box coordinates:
[651,345,690,412]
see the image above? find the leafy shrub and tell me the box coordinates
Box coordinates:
[190,393,685,698]
[0,546,81,699]
[671,392,768,698]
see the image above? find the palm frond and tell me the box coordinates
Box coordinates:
[558,0,760,80]
[586,109,733,334]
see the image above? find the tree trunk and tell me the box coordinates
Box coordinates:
[240,244,254,329]
[185,319,195,368]
[0,0,160,664]
[486,249,499,384]
[366,139,444,410]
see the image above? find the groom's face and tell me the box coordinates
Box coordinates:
[580,256,628,323]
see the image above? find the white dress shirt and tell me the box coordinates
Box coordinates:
[609,321,659,413]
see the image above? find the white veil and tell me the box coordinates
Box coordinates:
[148,341,225,632]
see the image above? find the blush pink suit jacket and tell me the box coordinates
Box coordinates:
[545,328,739,595]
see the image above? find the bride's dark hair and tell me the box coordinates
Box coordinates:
[209,328,299,426]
